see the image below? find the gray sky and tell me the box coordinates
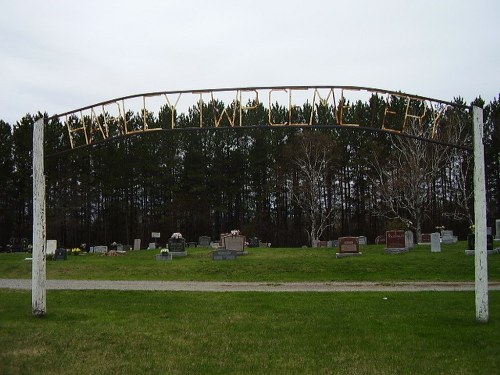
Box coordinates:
[1,0,499,125]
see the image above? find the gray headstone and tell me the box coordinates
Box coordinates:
[441,230,457,244]
[405,231,414,249]
[198,236,211,247]
[222,235,246,253]
[431,232,441,253]
[133,239,141,250]
[496,219,500,240]
[46,240,57,256]
[148,242,156,250]
[358,236,367,246]
[93,245,108,254]
[487,227,492,236]
[212,248,238,260]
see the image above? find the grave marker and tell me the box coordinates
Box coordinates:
[420,233,431,244]
[385,230,408,254]
[133,238,141,250]
[431,232,441,253]
[93,245,108,254]
[222,234,247,254]
[212,248,238,260]
[198,236,211,247]
[336,237,362,258]
[54,248,67,260]
[46,240,57,256]
[496,219,500,240]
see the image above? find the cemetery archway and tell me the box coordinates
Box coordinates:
[32,85,488,322]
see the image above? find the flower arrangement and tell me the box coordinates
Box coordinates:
[469,224,475,233]
[435,226,445,231]
[171,232,183,239]
[70,247,81,255]
[160,248,169,254]
[231,229,240,236]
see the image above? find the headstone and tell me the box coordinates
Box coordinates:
[155,252,172,261]
[336,237,362,258]
[168,238,185,252]
[312,239,320,248]
[431,232,441,253]
[385,230,408,254]
[332,240,339,247]
[441,230,457,244]
[46,240,57,256]
[358,236,367,246]
[466,234,495,254]
[116,244,124,252]
[405,231,414,249]
[327,240,333,247]
[487,227,492,236]
[212,248,238,260]
[222,234,246,254]
[93,245,108,254]
[248,237,260,247]
[198,236,211,247]
[375,235,386,244]
[420,233,431,244]
[54,248,67,260]
[148,242,156,250]
[496,219,500,240]
[133,239,141,250]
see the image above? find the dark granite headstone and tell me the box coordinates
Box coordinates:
[55,248,67,260]
[168,238,186,252]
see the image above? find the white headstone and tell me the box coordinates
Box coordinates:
[148,242,156,250]
[405,231,414,249]
[93,245,108,254]
[431,233,441,253]
[46,240,57,256]
[133,239,141,250]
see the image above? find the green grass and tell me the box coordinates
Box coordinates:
[1,241,499,282]
[0,290,499,375]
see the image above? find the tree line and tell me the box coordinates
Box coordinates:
[0,94,498,249]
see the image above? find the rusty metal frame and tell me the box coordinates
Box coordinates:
[48,85,472,153]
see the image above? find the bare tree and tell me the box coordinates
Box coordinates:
[288,132,338,246]
[370,102,472,240]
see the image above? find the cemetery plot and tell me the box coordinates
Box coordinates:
[385,230,409,254]
[465,234,499,256]
[221,234,247,255]
[198,236,211,247]
[168,238,187,257]
[336,237,362,258]
[212,248,238,260]
[431,233,441,253]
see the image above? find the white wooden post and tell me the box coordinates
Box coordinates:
[32,118,46,317]
[473,106,488,323]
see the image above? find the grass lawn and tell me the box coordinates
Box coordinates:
[0,241,499,282]
[1,241,499,374]
[1,290,499,375]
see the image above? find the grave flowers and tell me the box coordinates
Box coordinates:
[230,229,240,236]
[171,232,183,239]
[70,247,81,256]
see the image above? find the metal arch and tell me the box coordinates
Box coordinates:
[45,85,473,155]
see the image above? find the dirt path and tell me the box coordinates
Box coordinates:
[2,279,500,292]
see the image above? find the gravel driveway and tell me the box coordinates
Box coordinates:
[2,279,500,292]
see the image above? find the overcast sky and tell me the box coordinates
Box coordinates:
[1,0,499,125]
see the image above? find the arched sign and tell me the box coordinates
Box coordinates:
[51,86,471,152]
[32,86,487,322]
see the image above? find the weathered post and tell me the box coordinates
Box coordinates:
[473,106,488,323]
[32,118,46,317]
